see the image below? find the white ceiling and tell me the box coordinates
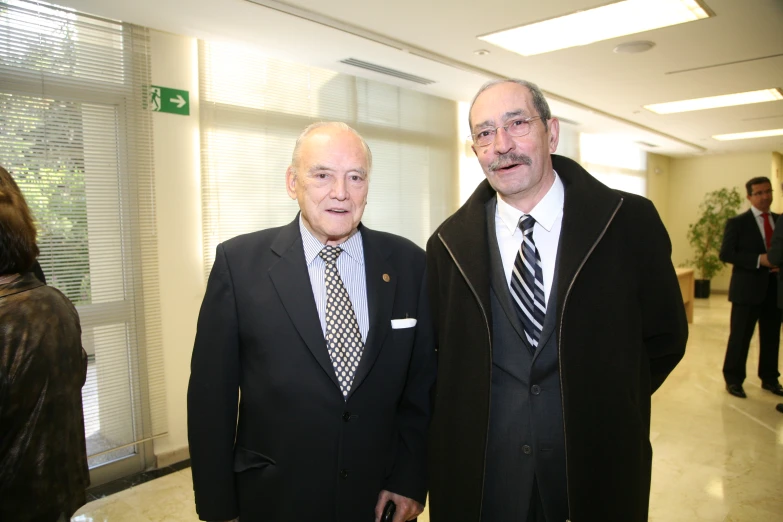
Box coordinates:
[53,0,783,157]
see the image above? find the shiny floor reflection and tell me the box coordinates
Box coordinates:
[649,294,782,522]
[73,294,782,521]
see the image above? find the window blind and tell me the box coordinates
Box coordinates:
[0,0,166,468]
[199,41,458,276]
[580,133,647,196]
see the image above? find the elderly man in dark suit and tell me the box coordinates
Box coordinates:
[720,176,783,399]
[426,79,688,522]
[187,122,436,522]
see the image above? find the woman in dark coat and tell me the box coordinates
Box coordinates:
[0,166,89,522]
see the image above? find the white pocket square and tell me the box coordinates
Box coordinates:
[391,318,417,329]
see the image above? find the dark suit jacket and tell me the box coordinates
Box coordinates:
[720,209,779,305]
[188,216,436,522]
[766,214,783,307]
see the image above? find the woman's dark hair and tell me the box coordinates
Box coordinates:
[0,166,39,274]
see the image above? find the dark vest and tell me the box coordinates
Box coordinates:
[481,198,569,522]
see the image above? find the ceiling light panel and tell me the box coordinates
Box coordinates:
[645,88,783,114]
[478,0,711,56]
[713,128,783,141]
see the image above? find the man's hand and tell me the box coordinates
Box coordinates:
[375,490,424,522]
[760,253,780,272]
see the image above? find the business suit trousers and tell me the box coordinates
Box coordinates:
[723,275,781,385]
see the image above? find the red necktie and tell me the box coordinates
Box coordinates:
[762,212,773,250]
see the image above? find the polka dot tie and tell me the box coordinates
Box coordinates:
[319,245,365,398]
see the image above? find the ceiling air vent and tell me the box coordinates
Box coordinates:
[340,58,435,85]
[635,141,659,148]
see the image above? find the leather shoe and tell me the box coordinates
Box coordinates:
[777,404,783,414]
[761,381,783,396]
[726,384,747,398]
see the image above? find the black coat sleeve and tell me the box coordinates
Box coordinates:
[187,244,241,521]
[637,199,688,393]
[720,214,760,269]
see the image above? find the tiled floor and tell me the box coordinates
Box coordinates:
[73,294,783,521]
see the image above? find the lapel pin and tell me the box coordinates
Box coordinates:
[383,274,390,282]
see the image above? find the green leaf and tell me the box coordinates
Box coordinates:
[682,187,742,279]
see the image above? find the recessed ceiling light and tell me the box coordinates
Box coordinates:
[473,49,490,56]
[645,88,783,114]
[478,0,711,57]
[613,40,656,54]
[713,128,783,141]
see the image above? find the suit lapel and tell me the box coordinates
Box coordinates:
[533,270,559,363]
[485,197,528,343]
[349,226,396,397]
[268,217,341,391]
[552,156,623,315]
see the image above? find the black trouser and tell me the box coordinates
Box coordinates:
[724,276,782,385]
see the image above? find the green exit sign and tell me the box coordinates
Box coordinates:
[150,85,190,116]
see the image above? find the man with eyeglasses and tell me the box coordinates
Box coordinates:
[425,79,688,522]
[721,177,783,399]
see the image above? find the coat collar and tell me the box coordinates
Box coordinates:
[551,155,623,310]
[351,223,396,397]
[269,216,341,390]
[0,272,44,300]
[437,155,623,318]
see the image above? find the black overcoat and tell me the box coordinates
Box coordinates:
[426,155,688,522]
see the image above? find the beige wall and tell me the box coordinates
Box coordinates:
[773,152,783,213]
[666,152,773,291]
[646,153,671,231]
[149,30,203,459]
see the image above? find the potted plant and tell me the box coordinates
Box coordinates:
[683,187,742,298]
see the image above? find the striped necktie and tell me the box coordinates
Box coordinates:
[510,215,546,348]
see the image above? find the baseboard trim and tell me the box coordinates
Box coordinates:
[156,446,190,468]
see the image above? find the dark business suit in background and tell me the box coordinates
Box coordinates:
[719,208,781,390]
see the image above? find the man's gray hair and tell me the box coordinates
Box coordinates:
[468,79,552,132]
[290,121,373,175]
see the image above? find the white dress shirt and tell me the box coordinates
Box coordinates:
[495,171,564,307]
[299,217,369,342]
[751,205,774,244]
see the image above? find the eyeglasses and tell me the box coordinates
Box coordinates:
[751,189,773,197]
[470,116,543,147]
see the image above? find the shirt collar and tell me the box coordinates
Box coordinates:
[750,205,767,218]
[496,170,564,234]
[299,215,365,266]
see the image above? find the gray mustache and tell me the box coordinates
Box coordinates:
[489,154,532,171]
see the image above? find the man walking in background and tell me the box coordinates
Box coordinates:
[720,176,783,399]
